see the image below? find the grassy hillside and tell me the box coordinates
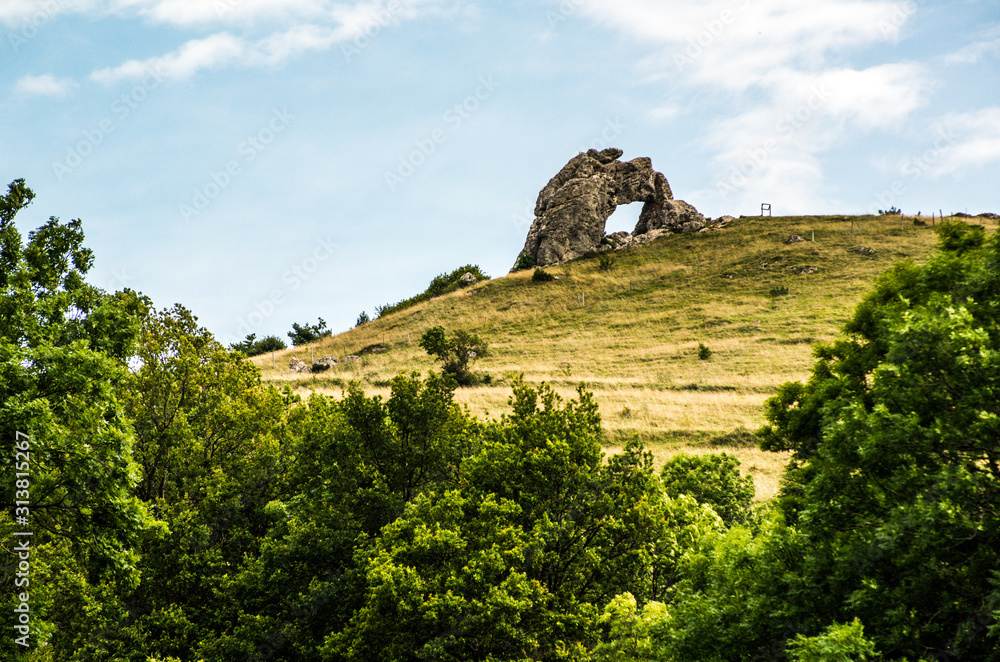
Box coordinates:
[254,214,997,499]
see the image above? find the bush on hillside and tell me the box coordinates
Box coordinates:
[419,325,488,386]
[532,268,555,282]
[375,265,490,318]
[513,253,535,271]
[288,318,331,346]
[231,333,287,357]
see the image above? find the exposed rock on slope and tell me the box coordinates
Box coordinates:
[513,148,706,269]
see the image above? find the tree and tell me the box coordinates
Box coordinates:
[755,221,1000,659]
[419,326,488,385]
[0,180,154,574]
[660,453,755,527]
[336,381,722,661]
[52,305,295,661]
[231,332,287,356]
[288,317,331,346]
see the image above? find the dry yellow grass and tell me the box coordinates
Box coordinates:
[253,215,992,497]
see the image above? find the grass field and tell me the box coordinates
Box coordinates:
[254,214,997,500]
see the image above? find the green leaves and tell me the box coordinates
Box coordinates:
[419,325,489,385]
[660,453,755,527]
[754,221,1000,659]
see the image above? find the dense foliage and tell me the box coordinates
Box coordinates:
[3,181,998,661]
[374,265,489,318]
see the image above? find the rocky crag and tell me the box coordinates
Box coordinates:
[513,148,710,269]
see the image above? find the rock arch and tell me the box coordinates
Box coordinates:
[513,148,705,269]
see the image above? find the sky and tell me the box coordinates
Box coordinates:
[2,0,998,344]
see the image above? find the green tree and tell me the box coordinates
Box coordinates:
[755,221,1000,658]
[659,453,755,526]
[44,305,295,661]
[232,332,287,356]
[0,180,153,573]
[337,381,721,661]
[197,372,480,662]
[419,326,488,385]
[288,317,331,345]
[786,619,878,662]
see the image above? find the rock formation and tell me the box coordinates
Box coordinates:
[513,148,706,269]
[313,355,338,369]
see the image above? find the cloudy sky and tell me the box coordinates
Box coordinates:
[2,0,998,343]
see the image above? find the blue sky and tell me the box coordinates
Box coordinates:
[2,0,998,344]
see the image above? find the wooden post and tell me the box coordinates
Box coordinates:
[811,230,815,242]
[310,347,314,363]
[272,352,275,369]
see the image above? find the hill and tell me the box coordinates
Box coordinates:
[253,213,996,499]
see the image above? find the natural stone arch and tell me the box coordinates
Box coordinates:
[513,148,706,269]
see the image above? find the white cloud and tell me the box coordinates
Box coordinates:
[579,0,911,89]
[0,0,444,27]
[945,22,1000,64]
[90,23,355,83]
[14,73,77,96]
[945,38,1000,64]
[574,0,929,212]
[86,0,447,83]
[0,0,96,27]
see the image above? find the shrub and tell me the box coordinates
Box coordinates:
[375,265,491,318]
[287,318,331,346]
[513,253,535,271]
[598,252,616,271]
[419,326,488,386]
[532,268,555,282]
[356,311,370,327]
[769,285,789,297]
[877,206,901,215]
[697,343,712,360]
[231,333,287,357]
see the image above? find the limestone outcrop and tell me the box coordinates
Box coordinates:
[513,148,706,269]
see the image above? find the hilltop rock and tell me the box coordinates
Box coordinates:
[459,272,477,286]
[289,357,308,373]
[513,148,706,269]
